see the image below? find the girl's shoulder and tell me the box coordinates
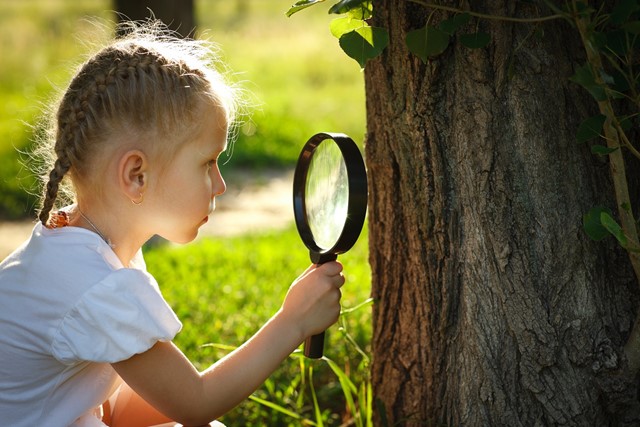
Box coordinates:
[50,265,182,364]
[0,220,181,365]
[0,220,153,317]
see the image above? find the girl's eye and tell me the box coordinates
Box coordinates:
[206,159,216,169]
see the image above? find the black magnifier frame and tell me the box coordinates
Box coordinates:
[293,132,368,358]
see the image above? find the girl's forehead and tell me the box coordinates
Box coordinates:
[191,111,229,153]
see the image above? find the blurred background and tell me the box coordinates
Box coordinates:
[0,4,372,425]
[0,0,366,220]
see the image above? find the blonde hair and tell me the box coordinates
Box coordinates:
[36,20,241,225]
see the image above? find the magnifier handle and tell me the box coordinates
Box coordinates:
[304,333,325,359]
[304,251,338,359]
[310,251,338,264]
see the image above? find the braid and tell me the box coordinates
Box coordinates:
[38,78,95,225]
[38,156,72,225]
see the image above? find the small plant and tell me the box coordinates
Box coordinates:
[204,297,374,427]
[145,226,372,425]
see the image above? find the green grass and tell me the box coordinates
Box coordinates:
[1,3,371,422]
[0,0,365,219]
[144,225,371,426]
[197,1,366,168]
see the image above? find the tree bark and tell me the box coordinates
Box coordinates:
[365,1,640,425]
[113,0,195,38]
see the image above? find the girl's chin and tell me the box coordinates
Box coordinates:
[158,230,199,245]
[156,217,208,244]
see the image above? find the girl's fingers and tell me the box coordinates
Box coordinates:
[333,272,346,288]
[296,261,343,283]
[316,261,343,276]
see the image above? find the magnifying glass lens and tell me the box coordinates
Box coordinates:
[293,132,368,359]
[305,140,349,250]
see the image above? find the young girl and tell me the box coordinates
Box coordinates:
[0,21,345,427]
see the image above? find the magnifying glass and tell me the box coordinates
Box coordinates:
[293,132,368,358]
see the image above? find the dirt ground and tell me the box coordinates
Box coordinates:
[0,168,294,259]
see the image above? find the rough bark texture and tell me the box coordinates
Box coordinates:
[365,1,640,425]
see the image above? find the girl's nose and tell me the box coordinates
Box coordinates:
[213,172,226,197]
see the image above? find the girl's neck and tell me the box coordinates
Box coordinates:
[77,207,114,249]
[71,204,147,268]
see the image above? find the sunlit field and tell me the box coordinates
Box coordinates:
[0,1,371,425]
[0,0,366,218]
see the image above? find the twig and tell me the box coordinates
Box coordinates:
[408,0,566,23]
[615,120,640,161]
[575,5,640,373]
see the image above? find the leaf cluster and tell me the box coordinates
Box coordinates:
[287,0,492,68]
[287,0,640,257]
[571,0,640,252]
[288,0,384,68]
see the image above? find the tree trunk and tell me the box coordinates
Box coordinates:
[365,1,640,425]
[113,0,195,38]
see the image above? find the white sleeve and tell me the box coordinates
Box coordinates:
[50,268,182,364]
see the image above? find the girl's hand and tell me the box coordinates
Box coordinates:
[113,262,346,424]
[280,261,345,339]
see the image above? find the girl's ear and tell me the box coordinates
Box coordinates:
[118,150,148,202]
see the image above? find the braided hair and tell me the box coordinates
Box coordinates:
[37,21,239,226]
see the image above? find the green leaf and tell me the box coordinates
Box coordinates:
[576,114,606,143]
[459,32,491,49]
[591,144,619,155]
[601,211,628,246]
[606,29,629,55]
[570,64,607,101]
[339,26,389,68]
[346,1,372,19]
[575,1,596,15]
[622,21,640,34]
[570,63,594,87]
[619,115,633,131]
[611,0,639,25]
[308,366,324,427]
[583,206,613,241]
[329,0,369,14]
[330,16,366,39]
[439,13,471,35]
[406,25,450,62]
[248,395,304,420]
[376,398,390,427]
[611,69,631,93]
[325,357,358,393]
[600,70,615,85]
[286,0,326,17]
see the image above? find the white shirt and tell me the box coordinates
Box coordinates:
[0,222,182,426]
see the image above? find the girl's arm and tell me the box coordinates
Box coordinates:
[111,261,344,426]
